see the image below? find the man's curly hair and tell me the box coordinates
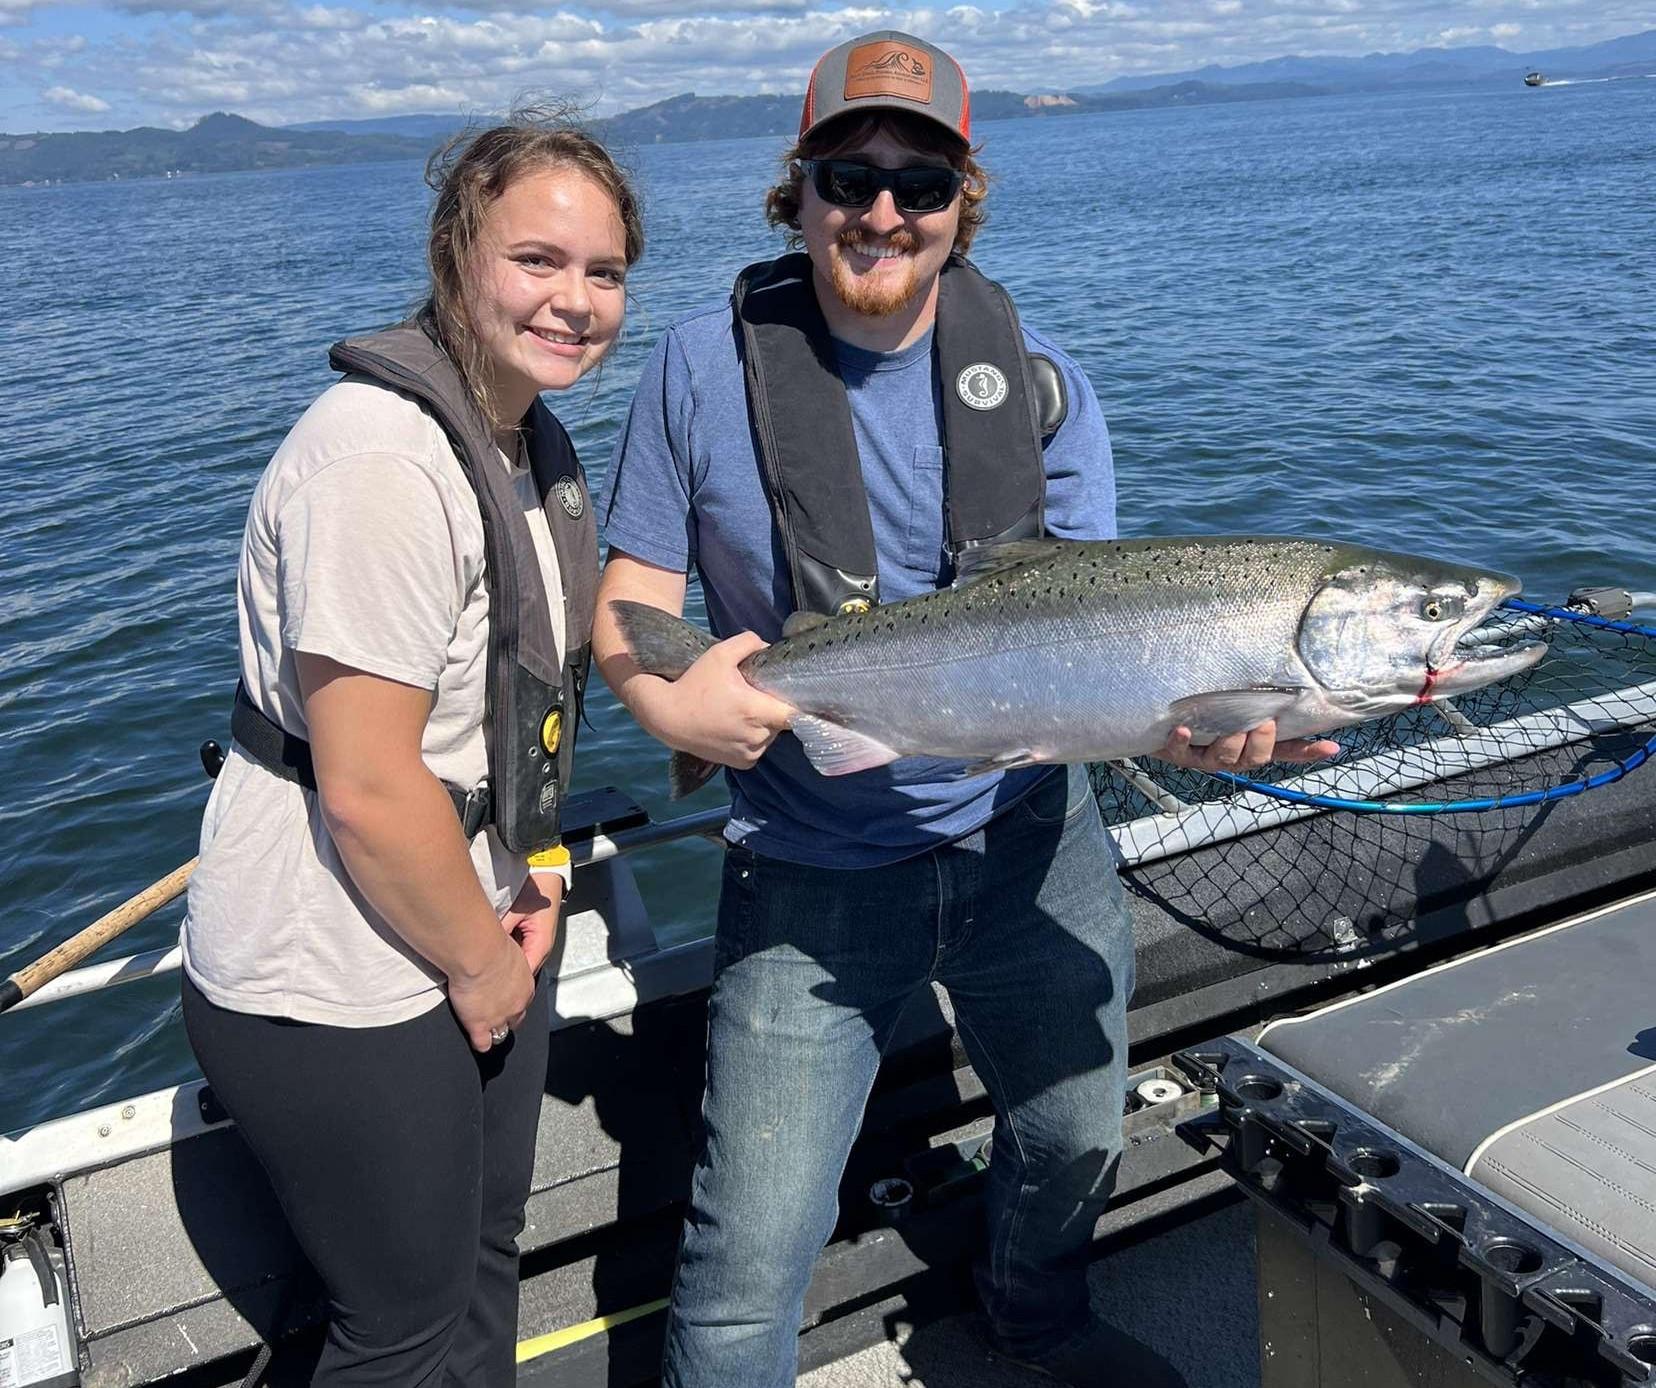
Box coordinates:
[764,110,989,255]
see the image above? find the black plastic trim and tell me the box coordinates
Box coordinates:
[1173,1036,1656,1386]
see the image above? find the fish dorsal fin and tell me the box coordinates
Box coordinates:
[1167,687,1306,742]
[781,610,834,638]
[791,715,902,778]
[952,539,1072,587]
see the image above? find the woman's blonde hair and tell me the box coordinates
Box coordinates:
[764,110,988,254]
[424,104,644,429]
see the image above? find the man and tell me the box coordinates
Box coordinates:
[595,30,1327,1386]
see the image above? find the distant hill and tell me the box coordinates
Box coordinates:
[0,112,428,186]
[287,113,476,142]
[1078,27,1656,93]
[594,92,798,145]
[585,89,1039,146]
[7,26,1652,187]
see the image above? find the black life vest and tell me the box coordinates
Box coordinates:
[229,318,597,855]
[732,252,1065,617]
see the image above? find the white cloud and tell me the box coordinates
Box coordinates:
[438,0,812,11]
[5,1,1651,130]
[42,84,112,111]
[293,5,372,28]
[109,0,285,13]
[36,33,89,68]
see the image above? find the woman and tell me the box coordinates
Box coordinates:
[181,113,643,1385]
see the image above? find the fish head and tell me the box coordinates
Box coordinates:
[1296,547,1548,715]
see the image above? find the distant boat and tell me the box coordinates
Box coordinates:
[1525,71,1546,86]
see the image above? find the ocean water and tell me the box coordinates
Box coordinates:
[2,79,1652,1134]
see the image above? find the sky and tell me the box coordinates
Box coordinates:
[1,0,1648,133]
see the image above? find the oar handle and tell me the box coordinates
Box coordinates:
[0,857,198,1013]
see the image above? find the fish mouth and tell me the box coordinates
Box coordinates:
[1429,574,1547,697]
[1431,636,1548,696]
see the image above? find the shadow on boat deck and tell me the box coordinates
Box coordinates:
[798,1198,1260,1387]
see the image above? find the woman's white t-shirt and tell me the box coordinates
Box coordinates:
[182,377,565,1026]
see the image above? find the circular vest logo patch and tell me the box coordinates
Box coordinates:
[554,478,585,519]
[957,363,1009,411]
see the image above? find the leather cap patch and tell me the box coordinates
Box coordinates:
[844,41,934,103]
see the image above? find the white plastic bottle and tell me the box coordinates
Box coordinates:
[0,1231,79,1388]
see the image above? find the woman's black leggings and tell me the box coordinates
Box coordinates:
[182,972,550,1386]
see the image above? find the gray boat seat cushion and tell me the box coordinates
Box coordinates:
[1472,1071,1656,1286]
[1258,888,1656,1288]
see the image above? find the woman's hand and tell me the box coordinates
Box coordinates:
[447,931,537,1052]
[631,631,795,770]
[1158,719,1340,771]
[505,872,563,974]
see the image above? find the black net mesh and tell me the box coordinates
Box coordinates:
[1089,602,1656,962]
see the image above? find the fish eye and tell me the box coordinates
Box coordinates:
[1420,595,1464,622]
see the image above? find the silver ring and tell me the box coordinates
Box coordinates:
[489,1025,510,1046]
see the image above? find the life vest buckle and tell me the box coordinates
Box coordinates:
[458,781,494,839]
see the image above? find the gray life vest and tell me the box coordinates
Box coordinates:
[230,318,597,855]
[732,252,1066,617]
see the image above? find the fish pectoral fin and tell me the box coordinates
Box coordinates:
[781,610,833,638]
[791,716,903,778]
[960,750,1046,777]
[1167,687,1307,742]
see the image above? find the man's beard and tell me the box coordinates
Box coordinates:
[828,230,921,317]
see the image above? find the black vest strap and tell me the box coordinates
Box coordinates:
[732,253,1047,616]
[231,683,492,836]
[228,319,596,855]
[733,255,878,617]
[933,260,1045,554]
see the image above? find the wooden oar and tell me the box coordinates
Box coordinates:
[0,858,198,1013]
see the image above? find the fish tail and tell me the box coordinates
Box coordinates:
[608,601,725,798]
[608,600,716,680]
[668,750,722,800]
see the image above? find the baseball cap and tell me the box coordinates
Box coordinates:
[800,30,970,146]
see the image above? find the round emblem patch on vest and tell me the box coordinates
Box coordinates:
[554,477,584,519]
[957,363,1009,411]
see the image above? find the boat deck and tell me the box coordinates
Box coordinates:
[798,1200,1258,1388]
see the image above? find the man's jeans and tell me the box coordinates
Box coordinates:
[662,764,1134,1388]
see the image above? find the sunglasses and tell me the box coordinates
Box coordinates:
[800,159,964,214]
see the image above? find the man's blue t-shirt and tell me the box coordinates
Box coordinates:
[598,295,1117,868]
